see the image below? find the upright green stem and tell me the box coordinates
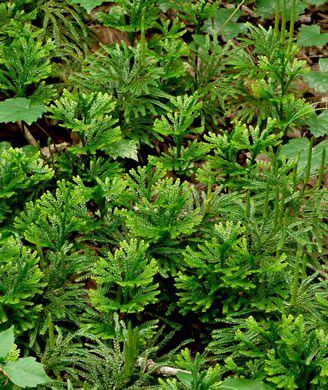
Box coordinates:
[273,185,280,231]
[278,188,285,227]
[48,312,55,352]
[292,152,300,192]
[280,0,286,44]
[245,191,251,218]
[204,182,213,215]
[274,0,280,38]
[263,177,270,219]
[316,148,326,190]
[291,250,301,307]
[287,0,296,55]
[302,137,313,195]
[194,0,209,88]
[140,14,146,67]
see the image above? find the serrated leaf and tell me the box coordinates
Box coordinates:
[255,0,306,20]
[102,139,139,161]
[70,0,104,13]
[306,111,328,137]
[220,378,273,389]
[303,58,328,93]
[297,25,328,47]
[4,357,53,388]
[0,326,14,359]
[0,98,46,125]
[202,9,248,40]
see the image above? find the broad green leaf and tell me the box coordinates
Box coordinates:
[4,357,53,388]
[220,378,273,389]
[297,25,328,47]
[0,98,46,125]
[102,139,139,161]
[255,0,306,20]
[279,138,328,174]
[176,371,192,388]
[70,0,104,13]
[303,59,328,93]
[0,326,14,359]
[306,0,326,5]
[306,111,328,137]
[202,9,248,40]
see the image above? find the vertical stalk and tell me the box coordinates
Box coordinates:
[316,148,326,190]
[141,14,146,67]
[263,176,270,219]
[204,182,213,215]
[292,152,300,192]
[194,0,209,88]
[35,231,49,282]
[273,185,280,231]
[287,0,296,55]
[245,191,251,218]
[48,312,55,352]
[302,137,313,195]
[301,253,307,284]
[274,0,280,38]
[278,187,285,227]
[291,249,301,307]
[280,0,287,44]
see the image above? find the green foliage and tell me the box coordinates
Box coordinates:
[159,348,221,390]
[96,0,158,45]
[0,326,52,388]
[175,221,289,320]
[150,94,208,175]
[0,30,54,104]
[226,24,312,130]
[305,111,328,138]
[1,1,328,389]
[202,8,248,40]
[14,179,92,251]
[89,239,159,316]
[70,0,104,14]
[0,142,53,226]
[0,98,47,125]
[303,58,328,93]
[48,90,125,179]
[255,0,306,20]
[119,164,203,243]
[297,25,328,47]
[73,41,171,144]
[0,237,46,333]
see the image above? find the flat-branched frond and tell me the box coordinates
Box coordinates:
[0,237,46,333]
[90,239,160,314]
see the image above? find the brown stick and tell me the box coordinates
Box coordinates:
[17,120,38,148]
[137,358,191,376]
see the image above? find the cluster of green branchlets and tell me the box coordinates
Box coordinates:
[1,0,328,389]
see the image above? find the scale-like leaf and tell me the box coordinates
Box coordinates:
[0,98,46,125]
